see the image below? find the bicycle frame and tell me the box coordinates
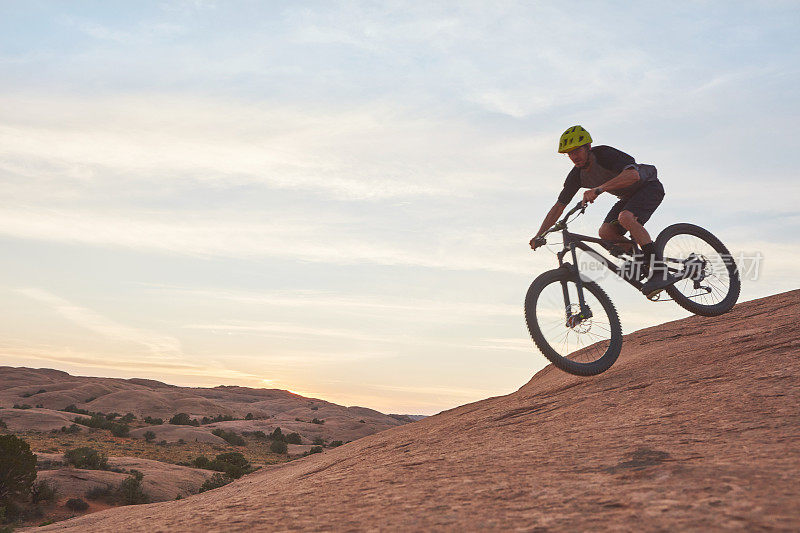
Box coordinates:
[542,201,646,319]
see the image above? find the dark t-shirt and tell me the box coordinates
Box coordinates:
[557,145,658,204]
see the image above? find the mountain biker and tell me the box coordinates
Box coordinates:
[530,125,679,297]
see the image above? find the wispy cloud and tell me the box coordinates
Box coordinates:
[15,288,183,359]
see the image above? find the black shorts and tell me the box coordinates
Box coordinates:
[603,180,664,230]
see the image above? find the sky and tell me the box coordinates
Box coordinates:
[1,1,798,415]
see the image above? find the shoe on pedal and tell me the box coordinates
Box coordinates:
[640,261,680,298]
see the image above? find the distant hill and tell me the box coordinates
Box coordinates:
[36,289,800,531]
[0,367,412,444]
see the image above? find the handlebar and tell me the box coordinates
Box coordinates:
[532,200,587,250]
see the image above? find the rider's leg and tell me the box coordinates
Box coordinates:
[598,222,633,252]
[617,210,652,248]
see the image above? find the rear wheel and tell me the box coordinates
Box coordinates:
[655,223,740,316]
[524,267,623,376]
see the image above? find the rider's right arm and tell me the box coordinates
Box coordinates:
[535,201,566,239]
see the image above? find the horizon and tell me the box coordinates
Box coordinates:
[1,2,797,415]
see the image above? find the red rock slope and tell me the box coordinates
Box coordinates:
[34,290,800,531]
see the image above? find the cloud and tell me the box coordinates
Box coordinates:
[15,287,183,358]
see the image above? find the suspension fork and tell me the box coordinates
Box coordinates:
[557,242,592,320]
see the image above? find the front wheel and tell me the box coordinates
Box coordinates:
[655,223,740,317]
[524,267,623,376]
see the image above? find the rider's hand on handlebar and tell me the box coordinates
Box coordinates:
[582,188,599,205]
[530,236,546,250]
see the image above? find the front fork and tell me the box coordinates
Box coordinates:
[558,243,593,325]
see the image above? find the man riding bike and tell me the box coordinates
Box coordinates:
[530,125,679,298]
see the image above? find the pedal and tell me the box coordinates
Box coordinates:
[646,289,664,301]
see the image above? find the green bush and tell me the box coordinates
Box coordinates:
[120,413,136,423]
[110,423,129,438]
[105,412,120,420]
[85,485,113,501]
[313,437,325,446]
[12,405,31,410]
[143,431,156,442]
[118,472,149,505]
[269,440,288,454]
[251,431,267,440]
[307,446,323,455]
[143,416,163,425]
[244,413,254,420]
[0,435,37,510]
[169,413,198,426]
[65,498,88,512]
[64,447,108,470]
[329,440,343,448]
[30,479,58,504]
[62,405,90,415]
[209,452,250,479]
[311,418,324,425]
[269,427,284,441]
[60,424,81,434]
[284,432,302,445]
[192,456,210,469]
[210,429,245,446]
[198,473,231,493]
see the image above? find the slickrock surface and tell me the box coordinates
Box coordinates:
[31,290,800,531]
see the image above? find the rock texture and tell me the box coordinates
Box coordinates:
[26,290,800,531]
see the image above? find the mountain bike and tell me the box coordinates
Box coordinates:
[525,201,740,376]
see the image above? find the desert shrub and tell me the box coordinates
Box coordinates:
[65,498,88,512]
[12,404,31,410]
[143,431,156,442]
[307,446,323,455]
[313,437,325,446]
[269,440,287,454]
[209,452,250,479]
[310,406,319,411]
[158,440,167,446]
[284,433,302,445]
[251,431,267,440]
[192,456,211,469]
[143,416,163,425]
[35,404,44,409]
[120,413,135,423]
[311,418,324,425]
[30,479,58,504]
[245,413,254,420]
[60,424,81,434]
[201,415,235,425]
[84,397,96,403]
[85,485,114,501]
[73,413,108,430]
[359,419,365,423]
[118,471,150,505]
[110,423,129,438]
[329,440,343,448]
[0,435,37,510]
[210,429,245,446]
[62,405,90,415]
[0,419,6,429]
[105,413,120,420]
[198,473,231,493]
[269,427,284,442]
[294,418,302,422]
[64,447,108,470]
[169,413,198,426]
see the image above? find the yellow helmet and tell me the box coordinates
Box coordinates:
[558,125,592,153]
